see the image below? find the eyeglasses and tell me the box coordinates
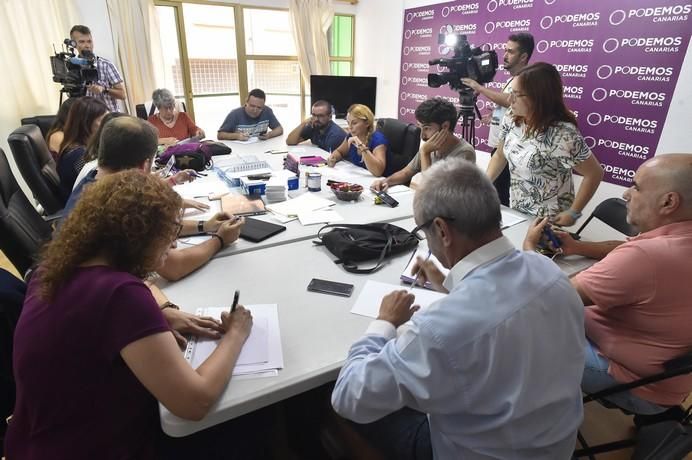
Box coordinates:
[510,91,528,101]
[411,216,455,239]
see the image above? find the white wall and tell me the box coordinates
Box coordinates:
[356,0,692,230]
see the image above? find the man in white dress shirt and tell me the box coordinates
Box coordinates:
[332,158,586,459]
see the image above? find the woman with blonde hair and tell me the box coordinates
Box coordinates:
[6,170,254,458]
[327,103,393,177]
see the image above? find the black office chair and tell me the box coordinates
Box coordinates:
[20,115,56,139]
[375,118,421,175]
[575,197,638,237]
[574,351,692,459]
[7,125,67,215]
[136,100,187,120]
[0,268,25,453]
[0,147,53,275]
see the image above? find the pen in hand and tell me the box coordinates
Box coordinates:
[231,290,240,313]
[409,250,432,292]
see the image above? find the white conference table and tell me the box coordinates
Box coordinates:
[177,137,417,257]
[158,195,595,436]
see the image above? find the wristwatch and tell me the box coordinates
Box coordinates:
[159,301,180,311]
[566,209,583,220]
[197,220,205,233]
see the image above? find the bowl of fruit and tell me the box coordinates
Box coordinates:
[330,182,364,201]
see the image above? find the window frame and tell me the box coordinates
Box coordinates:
[154,1,355,121]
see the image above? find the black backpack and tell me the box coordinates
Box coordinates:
[315,223,419,274]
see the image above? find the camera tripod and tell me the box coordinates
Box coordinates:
[456,88,482,147]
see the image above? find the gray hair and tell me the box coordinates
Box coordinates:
[413,158,501,240]
[152,88,176,110]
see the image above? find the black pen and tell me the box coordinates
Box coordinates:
[231,290,240,313]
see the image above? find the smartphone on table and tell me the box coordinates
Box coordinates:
[307,278,354,297]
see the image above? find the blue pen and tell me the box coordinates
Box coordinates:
[543,226,562,249]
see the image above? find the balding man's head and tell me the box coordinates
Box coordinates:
[624,154,692,231]
[98,116,158,172]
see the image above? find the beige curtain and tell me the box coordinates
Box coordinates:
[106,0,164,114]
[0,0,80,195]
[288,0,334,88]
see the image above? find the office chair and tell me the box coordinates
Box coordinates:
[7,125,67,215]
[136,100,187,120]
[0,268,25,453]
[375,118,421,175]
[0,147,53,276]
[575,197,638,237]
[574,351,692,459]
[20,115,56,139]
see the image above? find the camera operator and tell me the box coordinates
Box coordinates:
[461,33,534,206]
[70,25,127,112]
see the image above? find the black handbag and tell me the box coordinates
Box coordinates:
[315,223,419,274]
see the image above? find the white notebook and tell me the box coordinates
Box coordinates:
[184,304,284,376]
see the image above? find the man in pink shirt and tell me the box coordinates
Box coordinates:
[524,154,692,414]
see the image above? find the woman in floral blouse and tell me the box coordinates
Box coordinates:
[486,62,603,226]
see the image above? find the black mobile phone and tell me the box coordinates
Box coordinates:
[307,278,354,297]
[372,190,399,208]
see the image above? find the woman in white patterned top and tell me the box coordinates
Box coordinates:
[486,62,604,226]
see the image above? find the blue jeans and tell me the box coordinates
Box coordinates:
[350,407,432,460]
[582,339,667,415]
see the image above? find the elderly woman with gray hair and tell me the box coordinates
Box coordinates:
[147,88,205,146]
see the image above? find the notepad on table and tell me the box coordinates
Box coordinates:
[350,280,446,319]
[400,246,450,290]
[184,304,284,376]
[221,193,267,216]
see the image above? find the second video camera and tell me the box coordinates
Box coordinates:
[50,39,98,98]
[428,33,498,92]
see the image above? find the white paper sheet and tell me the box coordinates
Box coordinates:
[400,246,450,290]
[185,304,283,376]
[266,193,334,218]
[501,209,527,229]
[297,209,344,226]
[350,280,446,319]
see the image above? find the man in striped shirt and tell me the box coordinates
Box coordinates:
[70,25,127,112]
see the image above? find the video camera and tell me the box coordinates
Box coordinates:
[50,39,98,98]
[427,32,498,92]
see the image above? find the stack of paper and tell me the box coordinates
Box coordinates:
[185,304,284,377]
[266,193,334,222]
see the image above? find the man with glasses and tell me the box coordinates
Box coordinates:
[218,88,283,141]
[461,32,534,206]
[332,158,585,459]
[286,100,347,152]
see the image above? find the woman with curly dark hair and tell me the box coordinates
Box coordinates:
[6,170,254,459]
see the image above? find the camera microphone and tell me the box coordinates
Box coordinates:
[63,38,77,48]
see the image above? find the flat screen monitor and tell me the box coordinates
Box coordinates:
[310,75,377,118]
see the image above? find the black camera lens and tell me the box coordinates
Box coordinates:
[427,74,444,88]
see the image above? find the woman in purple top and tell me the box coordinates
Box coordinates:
[327,104,393,177]
[5,170,253,459]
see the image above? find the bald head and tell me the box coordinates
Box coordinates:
[98,116,158,172]
[642,154,692,211]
